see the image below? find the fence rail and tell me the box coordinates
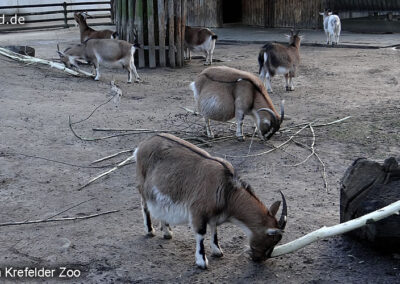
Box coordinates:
[0,1,113,32]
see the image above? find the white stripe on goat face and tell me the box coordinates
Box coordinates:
[146,186,189,225]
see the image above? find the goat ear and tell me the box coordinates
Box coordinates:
[56,51,65,57]
[75,58,88,64]
[269,201,281,217]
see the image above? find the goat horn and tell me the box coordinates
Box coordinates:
[280,100,285,125]
[278,190,287,230]
[57,43,60,51]
[257,108,278,139]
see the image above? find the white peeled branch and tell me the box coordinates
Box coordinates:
[271,199,400,257]
[0,47,94,77]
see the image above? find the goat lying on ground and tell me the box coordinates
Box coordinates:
[135,133,287,269]
[190,66,284,141]
[319,11,341,45]
[185,26,218,65]
[74,12,118,43]
[258,30,302,93]
[57,39,140,83]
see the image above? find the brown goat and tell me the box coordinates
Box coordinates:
[135,133,287,269]
[74,12,118,43]
[258,30,302,92]
[190,66,284,141]
[185,26,218,65]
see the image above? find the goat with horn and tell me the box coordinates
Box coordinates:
[134,133,288,269]
[190,66,284,141]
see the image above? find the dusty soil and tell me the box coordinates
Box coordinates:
[0,29,399,283]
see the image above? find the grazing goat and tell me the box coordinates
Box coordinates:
[190,66,284,141]
[319,11,341,45]
[258,30,302,93]
[74,12,118,43]
[185,26,218,65]
[57,39,140,83]
[135,133,287,269]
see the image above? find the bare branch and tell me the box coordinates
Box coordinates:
[270,200,400,257]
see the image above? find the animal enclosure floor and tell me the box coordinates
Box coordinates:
[0,28,399,283]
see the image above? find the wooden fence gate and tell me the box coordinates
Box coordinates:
[115,0,187,68]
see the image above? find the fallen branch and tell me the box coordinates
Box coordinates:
[91,149,133,164]
[45,198,96,220]
[281,116,351,133]
[0,47,94,78]
[0,210,119,227]
[78,154,135,190]
[270,200,400,257]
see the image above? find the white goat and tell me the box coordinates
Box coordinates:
[320,11,341,45]
[185,26,218,65]
[135,133,287,269]
[191,66,284,141]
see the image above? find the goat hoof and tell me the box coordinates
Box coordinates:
[236,136,245,142]
[211,251,223,258]
[146,230,155,237]
[163,234,172,240]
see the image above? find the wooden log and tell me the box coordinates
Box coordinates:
[174,0,182,67]
[127,0,135,43]
[158,0,166,67]
[147,0,156,68]
[135,0,145,68]
[168,0,175,68]
[121,0,127,39]
[340,157,400,252]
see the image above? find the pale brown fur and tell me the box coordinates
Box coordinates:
[185,26,218,65]
[57,39,140,83]
[190,66,284,140]
[135,133,286,268]
[74,12,117,43]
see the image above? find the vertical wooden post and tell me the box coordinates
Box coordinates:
[181,0,187,63]
[158,0,166,67]
[147,0,156,68]
[135,0,145,68]
[174,0,182,67]
[168,0,175,68]
[62,2,68,28]
[121,0,127,39]
[127,0,135,43]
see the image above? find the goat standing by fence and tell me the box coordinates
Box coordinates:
[134,133,287,269]
[184,26,218,65]
[258,30,302,93]
[319,11,341,45]
[74,12,118,43]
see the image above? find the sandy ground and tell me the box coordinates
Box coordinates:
[0,27,399,283]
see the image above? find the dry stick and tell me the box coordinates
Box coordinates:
[247,128,257,155]
[77,154,135,191]
[286,123,316,167]
[45,198,96,220]
[91,149,133,164]
[71,95,116,126]
[222,124,310,158]
[0,210,119,227]
[280,116,352,133]
[0,47,94,78]
[293,139,328,191]
[270,200,400,257]
[91,128,184,135]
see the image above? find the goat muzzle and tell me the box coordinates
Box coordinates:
[257,108,279,140]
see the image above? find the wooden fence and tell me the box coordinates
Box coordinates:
[0,1,113,32]
[115,0,187,68]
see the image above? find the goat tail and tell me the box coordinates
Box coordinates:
[112,31,119,39]
[211,35,218,40]
[133,147,139,162]
[258,52,266,74]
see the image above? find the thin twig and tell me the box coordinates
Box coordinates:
[70,95,116,125]
[280,116,351,132]
[0,210,119,227]
[247,127,257,155]
[91,149,133,164]
[285,123,316,167]
[222,124,310,158]
[45,198,96,220]
[78,154,135,191]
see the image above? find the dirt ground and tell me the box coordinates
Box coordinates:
[0,28,399,283]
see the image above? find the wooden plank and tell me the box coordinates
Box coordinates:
[121,0,127,39]
[147,0,156,68]
[127,0,135,43]
[175,0,182,67]
[181,0,187,63]
[168,0,175,68]
[158,0,166,67]
[135,0,145,68]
